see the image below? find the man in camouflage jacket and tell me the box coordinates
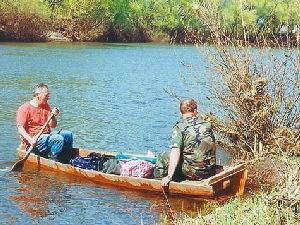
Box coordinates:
[157,99,216,187]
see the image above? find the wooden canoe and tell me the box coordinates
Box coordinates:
[16,146,247,200]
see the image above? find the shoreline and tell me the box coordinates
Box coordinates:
[1,30,299,48]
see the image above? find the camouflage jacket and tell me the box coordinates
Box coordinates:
[170,116,216,180]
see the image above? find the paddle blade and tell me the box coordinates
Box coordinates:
[11,159,25,172]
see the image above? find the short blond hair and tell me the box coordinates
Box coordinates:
[180,99,197,114]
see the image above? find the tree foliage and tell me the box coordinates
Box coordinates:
[1,0,300,42]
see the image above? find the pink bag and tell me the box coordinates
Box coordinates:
[119,160,155,178]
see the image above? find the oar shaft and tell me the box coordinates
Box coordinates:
[35,113,54,140]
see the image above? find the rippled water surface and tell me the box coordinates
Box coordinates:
[0,42,221,224]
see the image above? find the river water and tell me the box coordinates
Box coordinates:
[0,42,224,224]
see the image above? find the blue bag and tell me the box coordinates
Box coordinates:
[70,156,103,171]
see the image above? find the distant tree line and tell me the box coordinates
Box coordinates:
[0,0,299,43]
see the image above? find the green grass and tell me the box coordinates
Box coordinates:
[173,195,299,225]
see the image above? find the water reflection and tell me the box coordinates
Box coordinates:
[10,170,65,218]
[9,165,207,224]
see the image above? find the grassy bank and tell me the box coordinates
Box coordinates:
[176,195,299,225]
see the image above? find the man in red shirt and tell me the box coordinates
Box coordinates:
[16,83,73,163]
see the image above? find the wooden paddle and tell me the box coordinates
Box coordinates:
[11,113,55,171]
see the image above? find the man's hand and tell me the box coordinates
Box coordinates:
[51,107,60,116]
[161,176,171,187]
[28,136,38,147]
[161,147,180,187]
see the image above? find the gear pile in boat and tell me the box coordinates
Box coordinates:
[70,152,157,178]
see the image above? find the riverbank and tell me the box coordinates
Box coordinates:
[1,25,299,48]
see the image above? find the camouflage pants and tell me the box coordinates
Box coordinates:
[153,152,215,181]
[182,161,215,180]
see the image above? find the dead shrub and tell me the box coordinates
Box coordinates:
[190,1,300,160]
